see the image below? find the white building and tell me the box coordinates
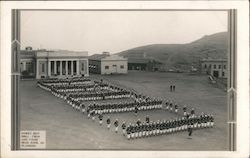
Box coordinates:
[201,58,227,78]
[20,47,89,79]
[89,52,128,75]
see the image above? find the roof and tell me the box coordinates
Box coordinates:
[201,58,227,62]
[128,58,162,64]
[89,54,127,61]
[20,49,88,59]
[128,58,150,64]
[20,50,36,58]
[89,54,109,60]
[36,50,88,58]
[102,55,127,61]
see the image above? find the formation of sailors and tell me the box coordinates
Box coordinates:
[125,114,214,140]
[63,96,162,116]
[68,91,131,101]
[86,100,163,114]
[37,78,215,139]
[50,83,109,93]
[57,93,215,139]
[39,77,91,85]
[38,81,109,93]
[38,81,132,102]
[37,82,52,91]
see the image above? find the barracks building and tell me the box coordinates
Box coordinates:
[89,52,128,75]
[200,58,227,78]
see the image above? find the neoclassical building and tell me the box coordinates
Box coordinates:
[20,47,89,79]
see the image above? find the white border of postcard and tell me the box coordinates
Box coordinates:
[1,1,249,158]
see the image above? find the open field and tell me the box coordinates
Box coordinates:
[20,71,227,150]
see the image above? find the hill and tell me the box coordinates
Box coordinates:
[117,32,228,71]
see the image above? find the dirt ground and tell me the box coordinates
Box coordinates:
[20,71,228,150]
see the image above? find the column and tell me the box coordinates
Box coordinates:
[65,61,68,76]
[48,60,51,77]
[71,60,73,75]
[36,60,39,79]
[54,60,56,76]
[85,59,89,77]
[60,60,62,76]
[76,60,79,75]
[23,61,26,71]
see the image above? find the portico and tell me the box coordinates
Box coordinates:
[48,60,78,76]
[34,50,89,79]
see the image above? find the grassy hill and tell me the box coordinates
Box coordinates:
[117,32,228,71]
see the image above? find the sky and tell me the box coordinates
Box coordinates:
[21,11,227,55]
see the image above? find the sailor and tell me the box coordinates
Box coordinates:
[114,119,119,133]
[91,110,95,122]
[190,108,195,116]
[106,116,111,130]
[126,124,131,140]
[169,102,173,112]
[86,106,91,119]
[187,122,193,139]
[183,105,187,116]
[98,113,103,126]
[122,121,127,136]
[210,114,214,127]
[146,115,150,124]
[134,105,139,116]
[165,100,170,110]
[174,104,179,114]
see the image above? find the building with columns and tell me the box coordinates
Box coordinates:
[20,47,89,79]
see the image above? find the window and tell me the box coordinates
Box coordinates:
[222,72,225,76]
[105,66,109,69]
[204,64,207,69]
[209,64,211,68]
[224,65,226,69]
[213,64,216,69]
[120,65,124,69]
[218,65,221,69]
[113,64,117,67]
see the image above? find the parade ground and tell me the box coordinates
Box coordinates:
[20,71,228,150]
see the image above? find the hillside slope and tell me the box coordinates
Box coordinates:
[117,32,228,70]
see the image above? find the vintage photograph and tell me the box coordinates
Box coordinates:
[18,10,229,150]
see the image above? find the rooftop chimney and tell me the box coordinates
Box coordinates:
[25,46,32,51]
[102,52,110,56]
